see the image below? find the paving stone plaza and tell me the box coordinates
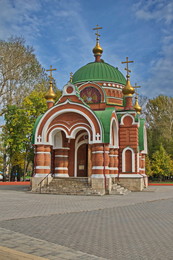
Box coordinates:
[0,185,173,260]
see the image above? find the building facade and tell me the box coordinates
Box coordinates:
[32,34,148,194]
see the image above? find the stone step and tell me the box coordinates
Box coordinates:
[109,183,131,195]
[40,177,101,195]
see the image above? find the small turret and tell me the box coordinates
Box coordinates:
[45,65,57,109]
[92,24,103,62]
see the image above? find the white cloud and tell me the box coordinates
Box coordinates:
[133,0,173,97]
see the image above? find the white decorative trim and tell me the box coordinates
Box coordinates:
[137,152,139,172]
[109,154,118,157]
[54,174,69,177]
[55,155,68,158]
[110,115,119,148]
[54,147,70,150]
[91,174,105,178]
[122,147,135,172]
[141,125,148,154]
[106,96,122,100]
[55,167,68,170]
[35,166,50,169]
[139,168,145,171]
[109,174,118,177]
[120,114,138,126]
[62,82,76,96]
[113,174,144,178]
[92,151,109,154]
[35,99,103,144]
[109,167,118,170]
[36,152,50,154]
[102,86,123,91]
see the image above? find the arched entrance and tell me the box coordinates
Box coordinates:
[74,131,89,177]
[77,143,88,177]
[125,150,132,172]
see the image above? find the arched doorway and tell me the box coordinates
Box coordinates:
[74,131,89,177]
[77,143,88,177]
[125,150,132,172]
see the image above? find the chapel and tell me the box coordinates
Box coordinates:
[32,26,148,194]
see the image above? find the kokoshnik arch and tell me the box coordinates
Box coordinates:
[32,25,148,194]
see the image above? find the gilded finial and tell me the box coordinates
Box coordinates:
[133,84,142,114]
[134,95,142,114]
[45,65,57,102]
[121,57,135,96]
[70,72,73,82]
[92,25,103,60]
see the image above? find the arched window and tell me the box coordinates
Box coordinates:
[53,131,62,148]
[122,147,135,172]
[110,118,119,148]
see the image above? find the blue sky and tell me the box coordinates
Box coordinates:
[0,0,173,97]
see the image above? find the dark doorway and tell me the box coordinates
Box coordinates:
[77,143,88,177]
[125,150,132,172]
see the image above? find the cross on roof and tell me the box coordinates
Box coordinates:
[93,24,103,41]
[121,57,134,78]
[133,83,141,95]
[70,72,73,82]
[46,65,57,81]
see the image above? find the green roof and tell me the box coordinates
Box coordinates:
[32,114,44,144]
[138,118,145,151]
[72,62,126,85]
[94,107,115,143]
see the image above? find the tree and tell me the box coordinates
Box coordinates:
[2,89,48,180]
[145,95,173,158]
[0,37,47,112]
[151,145,173,181]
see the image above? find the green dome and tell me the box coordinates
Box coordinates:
[72,62,126,85]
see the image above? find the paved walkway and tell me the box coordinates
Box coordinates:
[0,185,173,259]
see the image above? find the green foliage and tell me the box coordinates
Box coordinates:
[146,95,173,158]
[151,145,173,180]
[2,89,48,176]
[145,155,152,177]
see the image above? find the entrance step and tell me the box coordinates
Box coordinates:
[40,177,100,195]
[109,183,131,195]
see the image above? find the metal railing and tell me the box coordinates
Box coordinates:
[38,172,52,193]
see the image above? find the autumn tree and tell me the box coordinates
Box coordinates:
[151,145,173,181]
[0,37,48,113]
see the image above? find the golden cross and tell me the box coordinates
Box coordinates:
[46,65,57,80]
[133,83,141,95]
[121,57,134,78]
[93,24,103,41]
[70,72,73,82]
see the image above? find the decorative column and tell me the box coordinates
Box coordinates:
[91,143,110,195]
[34,145,51,177]
[109,148,119,177]
[91,144,104,177]
[54,148,69,177]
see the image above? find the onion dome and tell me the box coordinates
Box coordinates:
[72,62,126,85]
[45,82,56,102]
[134,96,142,114]
[93,41,103,56]
[122,77,135,96]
